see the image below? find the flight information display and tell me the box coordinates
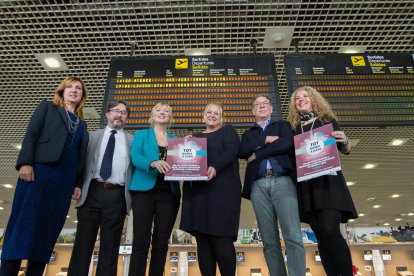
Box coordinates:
[284,53,414,126]
[101,54,280,129]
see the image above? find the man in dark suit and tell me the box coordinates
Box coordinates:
[68,100,133,276]
[239,94,305,276]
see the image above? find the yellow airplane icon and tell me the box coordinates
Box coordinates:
[351,56,366,66]
[175,58,188,69]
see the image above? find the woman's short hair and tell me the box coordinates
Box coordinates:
[203,102,224,125]
[149,102,173,127]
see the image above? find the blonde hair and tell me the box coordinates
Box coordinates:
[149,102,173,127]
[203,101,224,126]
[53,76,87,120]
[287,86,337,128]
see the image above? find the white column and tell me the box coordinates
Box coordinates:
[88,254,94,276]
[178,251,188,276]
[372,249,386,276]
[122,213,134,276]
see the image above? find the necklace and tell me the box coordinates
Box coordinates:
[159,146,168,161]
[300,117,316,134]
[66,110,79,134]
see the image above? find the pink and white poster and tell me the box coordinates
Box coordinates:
[165,137,208,181]
[294,123,341,182]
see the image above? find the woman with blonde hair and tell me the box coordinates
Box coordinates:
[129,102,180,276]
[180,102,241,276]
[0,77,88,276]
[288,86,357,276]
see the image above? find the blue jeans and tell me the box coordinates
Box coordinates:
[251,176,306,276]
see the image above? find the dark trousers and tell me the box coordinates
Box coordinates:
[128,189,179,276]
[68,183,126,276]
[0,260,46,276]
[194,233,236,276]
[308,209,353,276]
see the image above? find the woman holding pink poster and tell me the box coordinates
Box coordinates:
[129,102,180,276]
[288,86,357,276]
[180,102,241,276]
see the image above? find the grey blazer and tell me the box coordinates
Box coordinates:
[76,128,133,213]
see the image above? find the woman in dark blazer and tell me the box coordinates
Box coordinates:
[129,102,180,276]
[180,102,241,276]
[0,77,88,276]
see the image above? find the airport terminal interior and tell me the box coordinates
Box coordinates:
[0,1,413,275]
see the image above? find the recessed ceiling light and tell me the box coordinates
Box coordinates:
[384,223,390,226]
[346,181,355,186]
[45,58,61,68]
[338,46,367,53]
[35,53,69,71]
[359,213,366,216]
[395,218,402,221]
[408,213,414,216]
[66,215,70,218]
[83,107,100,120]
[366,197,376,201]
[0,206,4,210]
[348,219,355,222]
[373,205,381,208]
[3,184,14,189]
[391,194,401,198]
[362,163,378,169]
[74,220,78,223]
[11,143,22,150]
[184,49,211,56]
[388,138,408,146]
[263,27,295,48]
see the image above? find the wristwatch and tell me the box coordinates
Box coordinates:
[343,137,350,145]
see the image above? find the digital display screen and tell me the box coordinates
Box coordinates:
[315,250,321,262]
[102,55,280,129]
[284,53,414,126]
[188,252,197,263]
[236,251,245,262]
[363,249,373,261]
[93,250,99,262]
[50,250,56,262]
[119,244,132,255]
[170,252,178,263]
[381,249,391,261]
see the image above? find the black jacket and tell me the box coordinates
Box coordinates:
[238,120,296,200]
[16,100,88,187]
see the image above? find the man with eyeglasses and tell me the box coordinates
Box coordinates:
[68,100,133,276]
[239,94,306,276]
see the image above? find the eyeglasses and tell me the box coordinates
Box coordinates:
[253,101,271,108]
[110,109,128,116]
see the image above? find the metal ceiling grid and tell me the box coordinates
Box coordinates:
[0,0,413,230]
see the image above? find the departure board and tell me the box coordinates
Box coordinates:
[284,53,414,126]
[101,55,280,129]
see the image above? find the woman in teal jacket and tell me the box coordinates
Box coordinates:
[129,102,180,276]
